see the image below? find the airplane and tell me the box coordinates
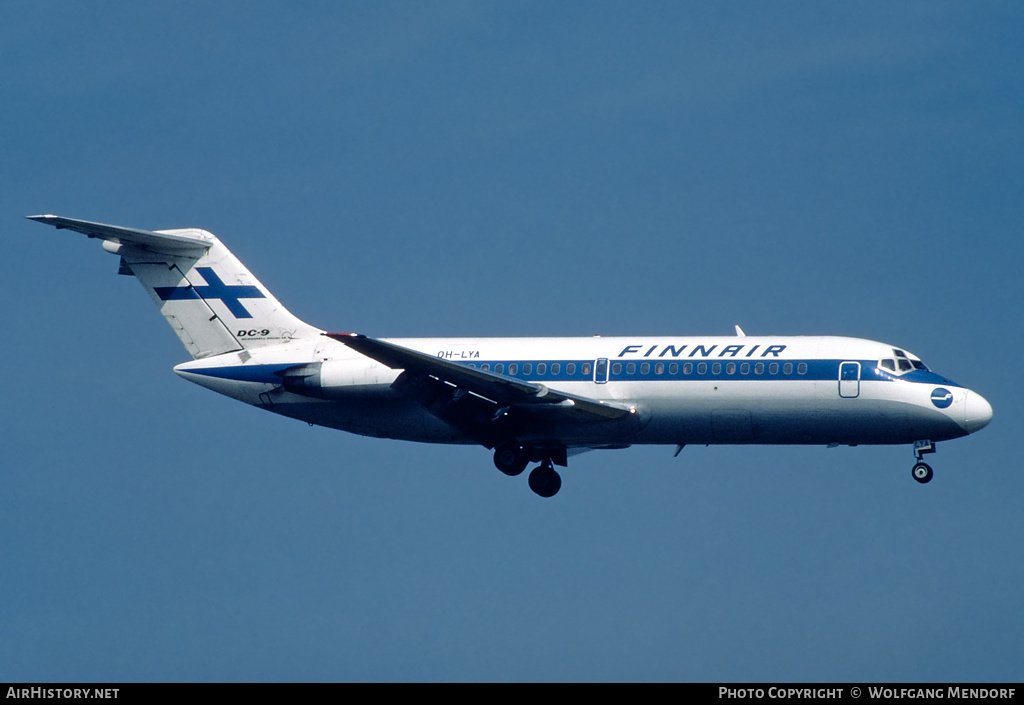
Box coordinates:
[28,214,994,497]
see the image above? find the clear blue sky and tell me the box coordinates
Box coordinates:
[3,1,1021,682]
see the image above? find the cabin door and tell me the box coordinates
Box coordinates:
[839,361,861,398]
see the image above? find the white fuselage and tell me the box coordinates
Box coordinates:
[174,334,992,449]
[29,214,994,495]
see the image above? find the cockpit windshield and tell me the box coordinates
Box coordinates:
[878,348,928,376]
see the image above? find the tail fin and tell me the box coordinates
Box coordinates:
[28,215,321,359]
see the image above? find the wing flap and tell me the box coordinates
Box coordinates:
[325,333,632,420]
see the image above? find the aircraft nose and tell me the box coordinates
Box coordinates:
[962,391,993,434]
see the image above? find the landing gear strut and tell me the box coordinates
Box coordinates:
[912,440,935,484]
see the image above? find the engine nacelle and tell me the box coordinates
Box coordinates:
[278,359,397,399]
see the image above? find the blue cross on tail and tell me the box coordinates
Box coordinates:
[154,267,266,319]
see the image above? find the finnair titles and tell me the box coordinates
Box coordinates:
[29,215,993,497]
[615,343,788,358]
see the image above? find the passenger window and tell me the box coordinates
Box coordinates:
[509,363,518,375]
[797,362,807,375]
[712,362,722,375]
[726,363,736,375]
[482,363,490,371]
[684,363,693,375]
[755,362,764,374]
[740,363,750,375]
[655,363,664,375]
[697,362,707,374]
[566,363,576,375]
[626,362,636,375]
[582,363,591,375]
[523,363,532,376]
[612,362,622,375]
[669,362,679,375]
[495,363,504,374]
[537,363,546,375]
[769,363,779,375]
[783,363,793,375]
[640,362,651,375]
[551,363,560,375]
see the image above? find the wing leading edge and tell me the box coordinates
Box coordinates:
[325,333,633,422]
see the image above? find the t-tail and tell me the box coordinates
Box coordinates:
[27,215,322,359]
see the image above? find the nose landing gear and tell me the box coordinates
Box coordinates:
[912,440,935,484]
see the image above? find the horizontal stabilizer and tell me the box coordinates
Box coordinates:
[27,214,213,255]
[28,213,321,358]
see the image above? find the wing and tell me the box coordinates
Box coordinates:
[325,333,634,447]
[27,214,212,255]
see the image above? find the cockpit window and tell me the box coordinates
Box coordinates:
[879,348,929,376]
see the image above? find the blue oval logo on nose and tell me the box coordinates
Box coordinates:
[931,388,953,409]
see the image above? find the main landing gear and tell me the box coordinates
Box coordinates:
[912,440,935,484]
[493,443,563,497]
[528,461,562,498]
[493,444,529,477]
